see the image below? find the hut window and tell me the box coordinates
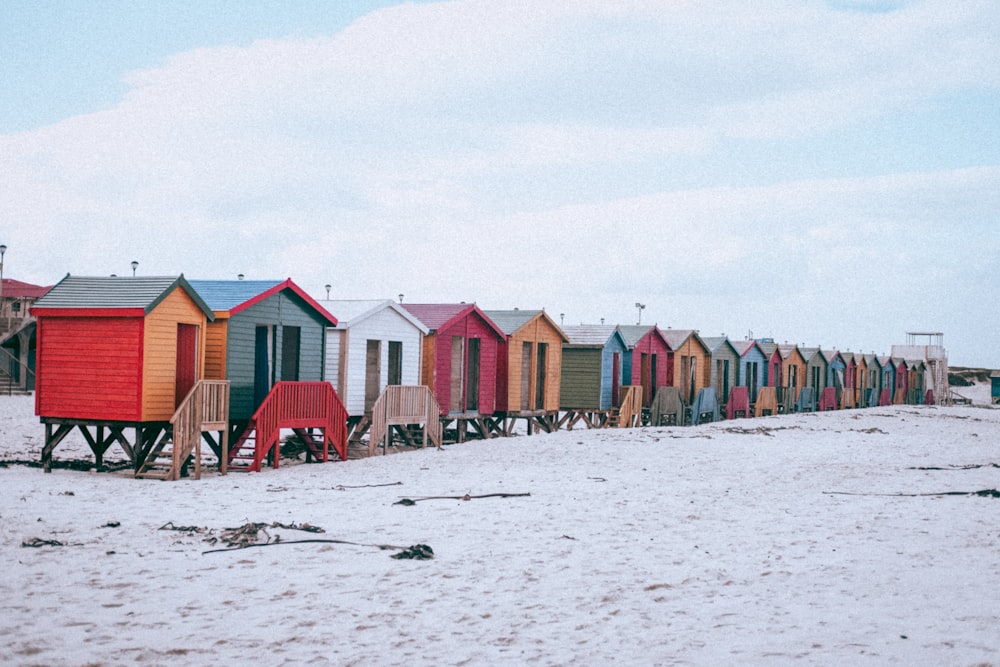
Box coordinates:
[388,341,402,385]
[280,326,300,381]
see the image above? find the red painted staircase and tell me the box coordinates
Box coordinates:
[227,382,348,473]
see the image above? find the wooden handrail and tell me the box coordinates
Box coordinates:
[169,380,230,481]
[248,381,348,470]
[369,385,442,455]
[616,385,643,427]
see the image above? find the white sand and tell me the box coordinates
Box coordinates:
[3,394,999,666]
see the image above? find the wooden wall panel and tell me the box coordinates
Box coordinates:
[142,288,207,421]
[36,316,144,421]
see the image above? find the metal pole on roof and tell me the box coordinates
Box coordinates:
[325,284,331,300]
[635,302,645,325]
[131,260,138,276]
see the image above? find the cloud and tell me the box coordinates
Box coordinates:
[1,0,998,362]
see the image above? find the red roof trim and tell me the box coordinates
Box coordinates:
[30,307,146,318]
[228,278,338,326]
[439,304,506,340]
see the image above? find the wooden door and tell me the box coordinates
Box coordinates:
[365,339,381,412]
[466,338,480,412]
[611,352,621,406]
[520,342,532,410]
[254,325,272,407]
[175,324,198,408]
[535,343,547,409]
[450,336,464,413]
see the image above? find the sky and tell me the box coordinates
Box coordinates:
[2,0,998,366]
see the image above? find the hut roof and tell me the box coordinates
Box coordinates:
[616,324,669,349]
[402,303,505,338]
[188,278,336,325]
[732,339,765,358]
[660,328,698,350]
[700,336,737,355]
[561,324,622,347]
[32,274,213,319]
[321,299,428,333]
[482,309,568,341]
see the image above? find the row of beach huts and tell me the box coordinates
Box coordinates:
[27,274,943,480]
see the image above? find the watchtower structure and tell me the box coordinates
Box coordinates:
[891,332,948,404]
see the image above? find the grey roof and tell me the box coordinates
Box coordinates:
[561,324,620,347]
[187,279,282,311]
[616,324,656,348]
[757,340,778,357]
[482,309,543,336]
[32,274,213,318]
[800,347,825,363]
[702,336,737,355]
[660,328,697,350]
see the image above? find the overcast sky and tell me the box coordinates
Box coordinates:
[2,1,998,366]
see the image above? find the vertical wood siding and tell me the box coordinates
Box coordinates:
[203,317,229,380]
[500,314,564,412]
[142,288,208,421]
[600,336,627,410]
[327,308,424,416]
[225,291,328,420]
[430,312,499,415]
[625,332,670,407]
[670,337,710,398]
[709,345,739,401]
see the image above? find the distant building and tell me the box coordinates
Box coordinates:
[1,277,51,336]
[0,278,52,392]
[891,332,948,404]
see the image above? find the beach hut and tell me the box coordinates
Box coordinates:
[322,298,427,415]
[859,354,880,407]
[991,371,1000,405]
[851,353,866,408]
[484,309,568,434]
[800,347,829,411]
[617,324,672,411]
[661,329,712,406]
[906,359,926,404]
[824,351,846,409]
[32,275,216,476]
[732,339,768,405]
[756,339,783,389]
[559,325,628,428]
[778,344,807,412]
[702,336,739,412]
[891,357,909,404]
[402,303,506,440]
[878,355,894,405]
[189,279,345,470]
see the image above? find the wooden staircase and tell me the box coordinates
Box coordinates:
[368,385,441,456]
[227,381,348,472]
[608,386,643,428]
[135,380,230,480]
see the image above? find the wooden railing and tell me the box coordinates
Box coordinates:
[168,380,230,481]
[369,385,442,455]
[616,385,643,427]
[247,381,348,470]
[0,347,34,395]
